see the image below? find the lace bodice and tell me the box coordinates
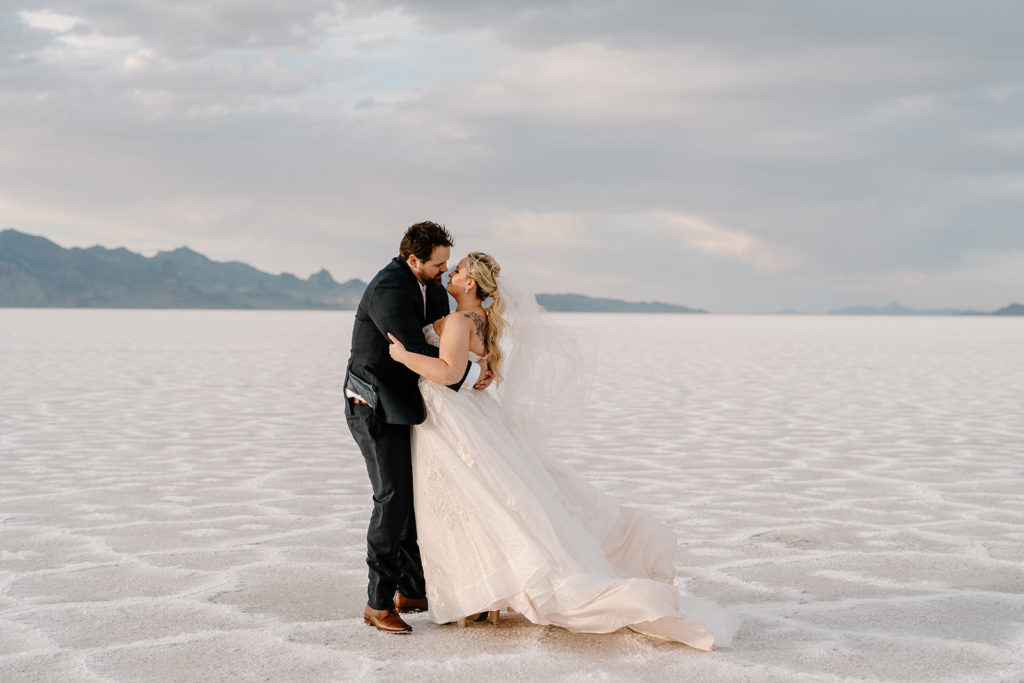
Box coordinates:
[422,323,484,361]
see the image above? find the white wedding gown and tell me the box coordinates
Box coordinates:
[411,325,736,651]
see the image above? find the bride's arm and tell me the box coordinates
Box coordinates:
[388,313,471,386]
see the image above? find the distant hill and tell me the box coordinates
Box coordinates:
[0,229,706,312]
[0,229,365,309]
[828,302,985,316]
[992,302,1024,316]
[535,293,706,313]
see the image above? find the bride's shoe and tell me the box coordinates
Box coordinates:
[455,610,502,627]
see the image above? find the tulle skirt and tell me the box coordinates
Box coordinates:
[412,379,737,650]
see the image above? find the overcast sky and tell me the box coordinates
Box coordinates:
[3,1,1022,312]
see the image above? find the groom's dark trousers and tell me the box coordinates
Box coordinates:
[346,404,424,609]
[345,257,470,611]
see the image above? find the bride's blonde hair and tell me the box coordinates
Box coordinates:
[465,251,505,385]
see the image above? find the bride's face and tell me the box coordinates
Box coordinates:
[445,257,474,297]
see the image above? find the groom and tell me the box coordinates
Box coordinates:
[345,221,492,633]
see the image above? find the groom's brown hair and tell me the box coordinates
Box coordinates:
[400,221,454,262]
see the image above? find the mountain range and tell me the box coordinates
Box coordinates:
[535,293,705,313]
[0,229,363,309]
[826,302,1023,316]
[2,229,1019,314]
[0,229,704,312]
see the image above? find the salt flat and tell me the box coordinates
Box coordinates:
[1,310,1022,682]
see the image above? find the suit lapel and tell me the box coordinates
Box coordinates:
[392,257,427,324]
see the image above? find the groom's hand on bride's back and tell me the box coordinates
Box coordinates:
[473,356,494,390]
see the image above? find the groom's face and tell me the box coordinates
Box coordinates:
[409,245,450,286]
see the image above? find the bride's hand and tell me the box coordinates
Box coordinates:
[473,354,494,390]
[387,333,407,362]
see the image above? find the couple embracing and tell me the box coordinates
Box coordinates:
[344,222,735,650]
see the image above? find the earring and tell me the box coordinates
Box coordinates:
[465,287,471,293]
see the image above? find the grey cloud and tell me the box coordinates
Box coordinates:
[0,11,52,60]
[2,0,1022,312]
[349,1,1024,56]
[15,0,341,57]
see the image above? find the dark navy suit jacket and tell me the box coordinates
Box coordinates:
[345,257,469,425]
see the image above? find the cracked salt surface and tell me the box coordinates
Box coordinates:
[1,310,1023,681]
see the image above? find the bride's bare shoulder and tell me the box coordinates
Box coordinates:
[435,311,468,334]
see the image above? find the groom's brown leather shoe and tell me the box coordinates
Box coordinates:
[394,592,428,614]
[363,604,412,633]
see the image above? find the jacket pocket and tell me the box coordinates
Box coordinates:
[345,371,379,410]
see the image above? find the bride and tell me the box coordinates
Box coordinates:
[386,252,736,651]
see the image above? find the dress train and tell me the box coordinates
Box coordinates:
[412,374,736,650]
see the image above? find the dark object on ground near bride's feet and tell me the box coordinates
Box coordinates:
[394,592,429,614]
[363,604,413,633]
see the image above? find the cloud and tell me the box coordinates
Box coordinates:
[436,41,746,125]
[18,9,82,33]
[17,0,340,56]
[1,0,1022,312]
[651,212,798,272]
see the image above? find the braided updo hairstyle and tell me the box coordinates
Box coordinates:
[464,251,506,385]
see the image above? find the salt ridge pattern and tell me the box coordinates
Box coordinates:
[1,310,1022,681]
